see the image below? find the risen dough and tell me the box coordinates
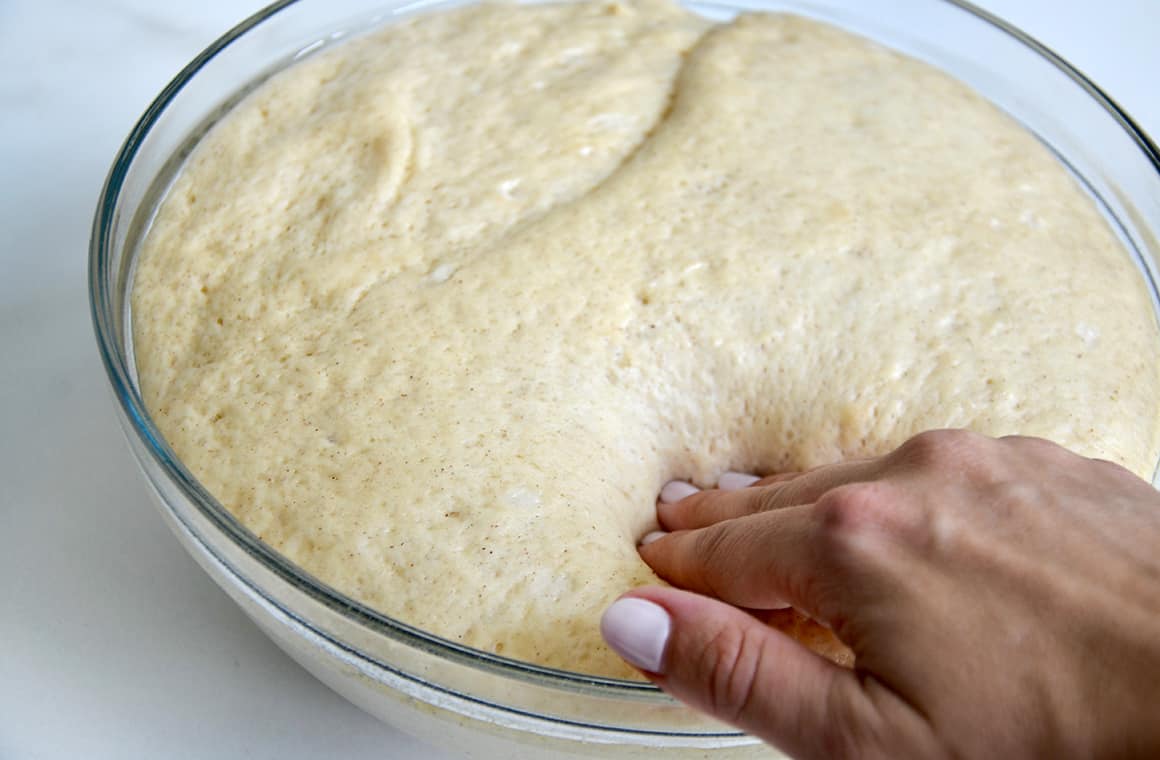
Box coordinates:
[132,0,1160,678]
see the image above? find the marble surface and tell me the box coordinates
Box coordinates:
[1,1,1157,758]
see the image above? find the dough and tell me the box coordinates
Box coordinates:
[132,0,1160,679]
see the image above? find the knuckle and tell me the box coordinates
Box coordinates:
[756,471,800,487]
[700,623,766,725]
[814,481,937,560]
[894,429,1009,487]
[999,433,1058,450]
[815,482,896,540]
[692,523,733,563]
[755,465,838,512]
[999,434,1068,462]
[690,525,745,594]
[894,428,979,469]
[680,491,714,522]
[1088,456,1138,482]
[754,482,797,512]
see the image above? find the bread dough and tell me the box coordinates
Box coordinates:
[132,0,1160,679]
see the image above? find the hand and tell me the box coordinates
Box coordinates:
[600,430,1160,759]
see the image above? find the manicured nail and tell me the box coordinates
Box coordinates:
[639,530,668,546]
[600,598,672,673]
[660,481,700,503]
[718,472,761,491]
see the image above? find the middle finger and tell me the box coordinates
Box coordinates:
[658,457,883,531]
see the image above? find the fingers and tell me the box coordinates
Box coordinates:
[641,506,821,612]
[645,478,916,619]
[601,586,904,759]
[659,458,883,532]
[717,471,763,490]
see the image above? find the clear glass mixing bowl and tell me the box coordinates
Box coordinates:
[90,1,1160,757]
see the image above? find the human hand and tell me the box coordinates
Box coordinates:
[600,430,1160,759]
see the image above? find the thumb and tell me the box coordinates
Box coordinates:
[601,587,883,759]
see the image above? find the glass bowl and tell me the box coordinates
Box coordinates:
[90,0,1160,757]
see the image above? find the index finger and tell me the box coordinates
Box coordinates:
[641,505,829,616]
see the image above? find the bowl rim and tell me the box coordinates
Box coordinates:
[88,0,1160,715]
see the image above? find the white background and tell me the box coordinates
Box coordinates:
[2,1,1157,758]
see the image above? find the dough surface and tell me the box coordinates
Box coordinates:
[132,0,1160,679]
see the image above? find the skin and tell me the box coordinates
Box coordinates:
[617,430,1160,759]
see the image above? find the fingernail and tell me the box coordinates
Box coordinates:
[601,598,672,673]
[718,472,760,491]
[639,530,667,546]
[660,481,700,503]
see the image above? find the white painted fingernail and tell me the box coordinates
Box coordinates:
[601,598,672,673]
[660,481,700,503]
[718,472,761,491]
[639,530,668,546]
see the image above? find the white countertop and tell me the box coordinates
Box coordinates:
[2,1,1157,758]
